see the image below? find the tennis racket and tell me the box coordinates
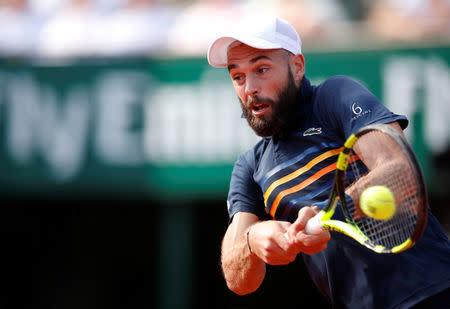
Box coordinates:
[305,123,428,254]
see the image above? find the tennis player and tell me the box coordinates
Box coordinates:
[207,16,450,308]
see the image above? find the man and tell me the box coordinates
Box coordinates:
[207,17,450,308]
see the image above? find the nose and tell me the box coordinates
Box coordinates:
[244,75,260,99]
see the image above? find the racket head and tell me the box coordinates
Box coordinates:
[326,123,428,253]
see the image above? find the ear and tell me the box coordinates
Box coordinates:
[291,54,305,84]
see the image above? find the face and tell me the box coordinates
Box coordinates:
[227,43,305,136]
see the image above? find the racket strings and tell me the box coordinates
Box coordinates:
[344,131,421,249]
[357,168,417,246]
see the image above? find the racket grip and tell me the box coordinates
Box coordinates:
[305,213,324,235]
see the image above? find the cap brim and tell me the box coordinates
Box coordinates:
[207,36,282,68]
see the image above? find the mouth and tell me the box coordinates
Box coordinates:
[251,102,271,117]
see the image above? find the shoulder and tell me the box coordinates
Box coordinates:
[320,75,361,86]
[316,75,372,100]
[312,76,379,115]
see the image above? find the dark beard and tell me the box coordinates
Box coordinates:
[240,68,301,137]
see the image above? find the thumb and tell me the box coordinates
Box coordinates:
[287,213,306,238]
[289,207,318,237]
[290,217,305,236]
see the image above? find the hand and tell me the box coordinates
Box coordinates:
[248,207,330,264]
[285,206,331,255]
[247,220,299,265]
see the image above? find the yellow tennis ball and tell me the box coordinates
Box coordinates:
[360,186,396,220]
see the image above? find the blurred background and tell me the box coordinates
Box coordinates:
[0,0,449,308]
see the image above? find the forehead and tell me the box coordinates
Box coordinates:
[227,42,286,68]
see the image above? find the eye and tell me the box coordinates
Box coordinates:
[232,74,244,83]
[257,66,270,74]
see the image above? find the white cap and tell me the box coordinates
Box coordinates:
[207,16,302,68]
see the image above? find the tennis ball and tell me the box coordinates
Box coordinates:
[360,186,396,220]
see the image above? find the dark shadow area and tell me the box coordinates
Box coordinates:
[1,194,448,309]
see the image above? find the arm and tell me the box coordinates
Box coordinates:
[221,212,266,295]
[221,208,330,295]
[346,121,408,205]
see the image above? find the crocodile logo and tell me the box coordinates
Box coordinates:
[303,127,322,136]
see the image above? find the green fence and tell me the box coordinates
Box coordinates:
[0,45,449,200]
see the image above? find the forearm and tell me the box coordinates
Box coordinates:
[347,159,408,205]
[347,121,407,204]
[345,161,402,205]
[221,225,266,295]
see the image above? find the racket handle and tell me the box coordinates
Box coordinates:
[305,213,324,235]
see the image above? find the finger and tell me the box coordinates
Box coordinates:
[300,229,331,246]
[275,221,296,244]
[267,221,294,251]
[280,230,308,256]
[290,207,317,235]
[295,231,330,255]
[260,236,298,265]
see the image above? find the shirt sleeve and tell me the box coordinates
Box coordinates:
[315,75,408,140]
[227,151,267,223]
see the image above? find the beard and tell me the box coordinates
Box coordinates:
[240,68,301,137]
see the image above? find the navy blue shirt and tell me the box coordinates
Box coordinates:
[227,76,450,308]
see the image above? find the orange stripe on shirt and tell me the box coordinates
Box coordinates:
[269,155,359,218]
[263,148,343,205]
